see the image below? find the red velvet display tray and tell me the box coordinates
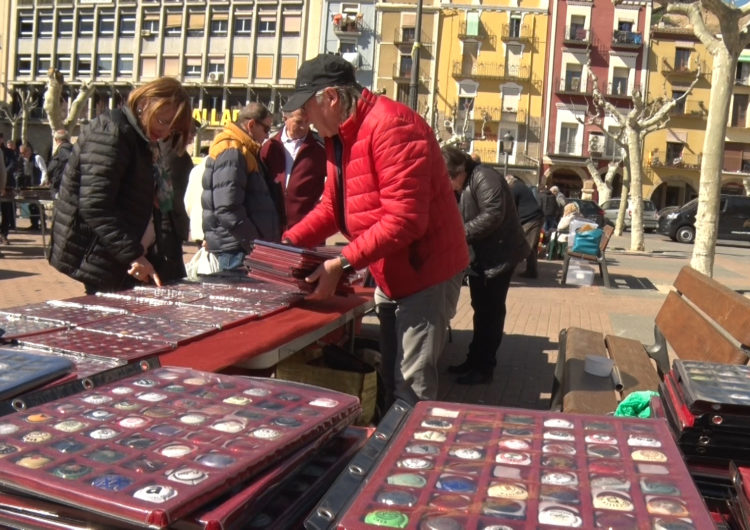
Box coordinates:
[137,304,257,330]
[0,367,361,528]
[309,401,715,530]
[77,314,220,348]
[20,328,174,362]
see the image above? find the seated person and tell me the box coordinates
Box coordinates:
[548,202,582,259]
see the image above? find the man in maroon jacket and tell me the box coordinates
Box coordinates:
[260,109,326,230]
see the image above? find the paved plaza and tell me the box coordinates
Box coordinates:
[2,219,749,412]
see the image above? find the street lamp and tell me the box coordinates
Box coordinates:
[501,132,514,176]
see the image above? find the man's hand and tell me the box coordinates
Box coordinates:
[304,257,344,301]
[127,256,163,287]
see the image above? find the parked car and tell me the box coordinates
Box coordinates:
[564,198,606,227]
[600,198,659,232]
[658,195,750,243]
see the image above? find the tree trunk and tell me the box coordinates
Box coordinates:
[691,49,734,277]
[616,160,630,236]
[627,128,645,251]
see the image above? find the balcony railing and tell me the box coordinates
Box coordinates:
[649,150,702,169]
[606,81,630,97]
[611,30,643,48]
[556,140,583,156]
[661,57,706,78]
[670,99,707,118]
[563,25,590,45]
[476,106,502,121]
[393,28,431,46]
[333,15,363,36]
[452,62,530,81]
[457,21,497,47]
[557,77,585,94]
[392,64,411,82]
[501,23,533,42]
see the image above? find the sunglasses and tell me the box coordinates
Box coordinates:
[258,121,271,133]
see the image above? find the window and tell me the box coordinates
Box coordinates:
[559,123,578,154]
[38,12,53,37]
[397,84,409,105]
[96,56,113,76]
[120,12,136,36]
[605,126,622,158]
[17,55,32,75]
[99,11,115,36]
[259,17,276,34]
[401,26,415,42]
[207,61,224,75]
[185,57,202,77]
[611,67,628,95]
[509,16,521,38]
[78,13,94,36]
[117,54,133,75]
[666,142,683,164]
[565,67,582,92]
[165,10,182,36]
[732,93,749,127]
[18,13,34,37]
[235,16,253,35]
[36,55,52,76]
[77,55,92,76]
[675,48,691,71]
[737,61,750,85]
[569,15,585,40]
[617,20,633,32]
[210,12,228,35]
[58,11,73,36]
[282,14,301,34]
[398,55,412,77]
[142,13,160,34]
[57,56,71,75]
[188,11,205,35]
[672,90,686,114]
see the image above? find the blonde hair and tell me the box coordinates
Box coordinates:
[128,77,192,142]
[563,202,580,216]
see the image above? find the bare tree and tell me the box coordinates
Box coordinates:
[583,157,622,206]
[666,1,750,276]
[585,64,699,250]
[0,86,40,143]
[43,69,95,142]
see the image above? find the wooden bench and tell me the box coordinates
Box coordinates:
[551,266,750,415]
[561,224,615,288]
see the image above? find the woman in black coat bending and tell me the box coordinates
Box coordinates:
[441,146,530,385]
[49,77,193,293]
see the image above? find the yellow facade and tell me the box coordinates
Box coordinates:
[434,0,549,185]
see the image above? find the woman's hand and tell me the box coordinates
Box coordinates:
[128,256,162,286]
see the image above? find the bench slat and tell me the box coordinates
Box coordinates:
[605,334,661,394]
[562,327,619,415]
[655,291,748,366]
[673,266,750,348]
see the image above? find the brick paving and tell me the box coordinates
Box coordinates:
[2,222,749,413]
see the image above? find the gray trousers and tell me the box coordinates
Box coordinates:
[375,272,463,407]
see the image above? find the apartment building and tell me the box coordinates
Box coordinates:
[1,0,312,154]
[433,0,549,186]
[319,0,376,89]
[542,0,651,199]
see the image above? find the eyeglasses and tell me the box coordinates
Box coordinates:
[258,121,271,134]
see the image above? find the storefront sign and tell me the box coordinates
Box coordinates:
[192,108,240,127]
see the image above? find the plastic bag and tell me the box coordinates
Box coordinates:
[571,227,603,255]
[185,247,219,280]
[614,390,659,418]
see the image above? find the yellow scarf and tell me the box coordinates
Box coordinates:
[208,122,260,174]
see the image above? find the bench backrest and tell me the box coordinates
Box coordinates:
[653,266,750,374]
[599,225,614,253]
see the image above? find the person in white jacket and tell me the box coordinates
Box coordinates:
[184,156,206,243]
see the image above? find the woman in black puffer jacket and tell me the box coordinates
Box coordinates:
[441,146,530,386]
[49,77,193,293]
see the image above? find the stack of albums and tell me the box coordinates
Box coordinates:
[307,400,714,529]
[246,241,357,295]
[0,362,364,529]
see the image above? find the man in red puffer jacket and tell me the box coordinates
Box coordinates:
[282,54,469,407]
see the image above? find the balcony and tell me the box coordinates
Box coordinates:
[557,76,586,94]
[661,57,706,79]
[611,30,643,49]
[452,62,530,81]
[670,99,707,118]
[649,150,702,170]
[475,106,502,121]
[457,21,497,47]
[392,64,411,82]
[393,28,432,47]
[332,14,363,37]
[606,81,631,98]
[563,25,590,46]
[556,140,583,156]
[501,23,533,42]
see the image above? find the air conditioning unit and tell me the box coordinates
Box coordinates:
[208,72,224,83]
[140,29,152,38]
[588,133,603,153]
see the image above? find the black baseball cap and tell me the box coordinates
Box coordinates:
[283,54,357,112]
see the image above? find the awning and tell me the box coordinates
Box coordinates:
[739,50,750,63]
